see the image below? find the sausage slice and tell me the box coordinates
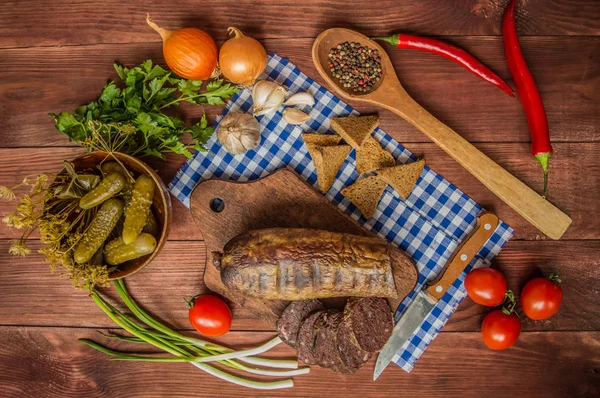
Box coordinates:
[297,310,325,365]
[312,310,351,373]
[346,297,393,352]
[336,314,372,371]
[277,299,324,348]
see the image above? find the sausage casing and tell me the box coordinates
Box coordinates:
[214,228,408,300]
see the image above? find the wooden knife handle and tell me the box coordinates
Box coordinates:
[424,212,499,300]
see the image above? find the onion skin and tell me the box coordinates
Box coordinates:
[147,15,218,80]
[219,27,267,86]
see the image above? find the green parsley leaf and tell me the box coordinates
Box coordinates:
[99,82,121,104]
[50,60,239,159]
[206,79,224,91]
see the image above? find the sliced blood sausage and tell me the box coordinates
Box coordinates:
[336,314,372,372]
[312,310,352,373]
[277,299,324,347]
[346,297,393,352]
[297,310,325,365]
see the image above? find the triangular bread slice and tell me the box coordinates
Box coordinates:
[355,137,395,174]
[376,159,425,199]
[302,134,342,147]
[330,115,379,148]
[342,176,387,218]
[309,144,352,193]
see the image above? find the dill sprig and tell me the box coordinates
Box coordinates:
[1,165,109,289]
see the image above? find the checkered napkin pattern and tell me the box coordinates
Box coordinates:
[170,53,514,372]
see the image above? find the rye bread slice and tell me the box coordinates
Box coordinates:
[330,115,379,148]
[376,159,425,199]
[336,314,372,372]
[312,310,352,373]
[277,299,324,348]
[302,134,342,147]
[345,297,393,352]
[355,137,395,174]
[341,176,387,218]
[308,144,351,193]
[297,310,325,365]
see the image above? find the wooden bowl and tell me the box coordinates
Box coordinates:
[70,151,172,279]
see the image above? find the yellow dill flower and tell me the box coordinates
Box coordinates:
[30,175,49,195]
[9,239,31,256]
[0,186,16,201]
[2,213,26,229]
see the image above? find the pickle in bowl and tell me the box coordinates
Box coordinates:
[104,233,157,265]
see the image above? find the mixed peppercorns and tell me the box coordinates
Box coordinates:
[328,42,382,92]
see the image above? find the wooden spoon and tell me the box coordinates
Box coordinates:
[312,28,571,240]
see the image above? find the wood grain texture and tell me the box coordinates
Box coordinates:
[0,239,598,332]
[0,36,598,147]
[0,2,598,394]
[315,28,571,240]
[2,142,597,241]
[0,326,597,398]
[191,171,417,326]
[1,0,599,50]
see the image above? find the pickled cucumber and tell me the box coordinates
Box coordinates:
[103,233,157,265]
[101,162,133,205]
[74,198,124,264]
[141,210,159,237]
[122,175,155,245]
[79,172,126,209]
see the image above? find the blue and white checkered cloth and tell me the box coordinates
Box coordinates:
[170,54,514,372]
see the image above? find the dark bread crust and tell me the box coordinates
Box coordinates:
[277,299,324,348]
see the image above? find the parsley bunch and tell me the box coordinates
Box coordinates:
[50,60,239,159]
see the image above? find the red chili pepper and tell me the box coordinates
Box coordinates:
[503,0,552,197]
[373,34,515,97]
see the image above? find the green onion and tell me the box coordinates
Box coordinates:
[82,280,309,390]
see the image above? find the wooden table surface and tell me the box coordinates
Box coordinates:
[1,1,599,397]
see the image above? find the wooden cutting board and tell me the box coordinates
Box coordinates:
[189,169,418,328]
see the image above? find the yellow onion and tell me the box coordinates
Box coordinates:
[146,14,218,80]
[219,27,268,86]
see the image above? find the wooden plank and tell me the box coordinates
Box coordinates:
[0,36,598,147]
[1,0,599,50]
[1,142,598,241]
[0,326,597,397]
[0,239,597,332]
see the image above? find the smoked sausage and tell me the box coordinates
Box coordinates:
[213,228,413,300]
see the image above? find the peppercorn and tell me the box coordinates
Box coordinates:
[328,42,383,93]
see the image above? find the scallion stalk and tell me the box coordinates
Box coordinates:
[84,280,308,390]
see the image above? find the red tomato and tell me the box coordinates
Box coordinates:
[465,268,507,306]
[188,294,232,337]
[521,275,563,320]
[481,309,521,350]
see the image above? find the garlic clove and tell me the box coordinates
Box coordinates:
[252,80,288,116]
[283,92,315,107]
[283,108,310,125]
[251,81,275,109]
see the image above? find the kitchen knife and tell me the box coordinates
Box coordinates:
[373,212,499,380]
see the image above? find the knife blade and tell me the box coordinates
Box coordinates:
[373,212,499,380]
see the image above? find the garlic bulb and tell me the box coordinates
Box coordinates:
[283,108,310,125]
[217,112,261,155]
[283,92,314,107]
[252,80,287,116]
